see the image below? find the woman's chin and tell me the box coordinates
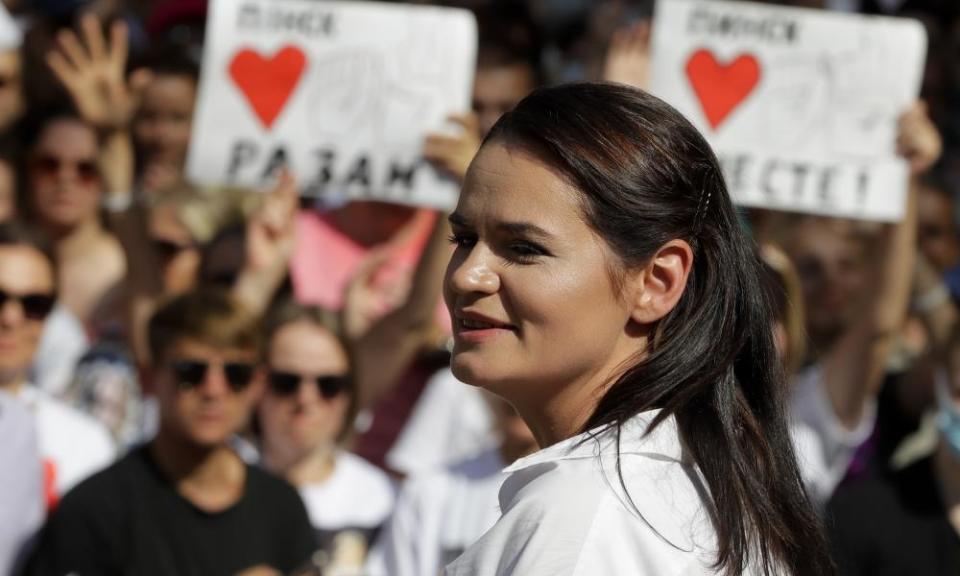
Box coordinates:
[450,357,500,390]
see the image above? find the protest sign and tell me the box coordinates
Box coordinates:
[650,0,927,221]
[187,0,477,209]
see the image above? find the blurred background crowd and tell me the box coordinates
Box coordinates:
[0,0,958,574]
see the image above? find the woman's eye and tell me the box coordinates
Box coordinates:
[448,233,476,248]
[507,242,548,263]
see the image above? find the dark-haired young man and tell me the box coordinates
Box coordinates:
[28,290,316,576]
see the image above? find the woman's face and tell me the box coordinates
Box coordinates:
[29,118,102,230]
[786,218,866,346]
[134,74,196,172]
[258,320,351,460]
[444,143,640,409]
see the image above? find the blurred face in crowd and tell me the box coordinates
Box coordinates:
[149,204,200,295]
[473,62,537,137]
[154,338,262,448]
[0,159,16,222]
[134,73,196,175]
[0,245,54,388]
[917,184,960,273]
[28,118,102,231]
[786,218,866,347]
[258,320,351,464]
[445,143,638,406]
[0,50,24,134]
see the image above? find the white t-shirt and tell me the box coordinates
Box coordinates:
[375,448,505,576]
[386,369,497,476]
[445,410,747,576]
[0,390,43,575]
[30,305,89,397]
[788,364,876,507]
[19,385,116,505]
[300,451,396,533]
[298,451,395,575]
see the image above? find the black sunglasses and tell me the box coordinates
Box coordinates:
[30,155,99,184]
[0,290,56,321]
[267,371,348,400]
[168,359,257,392]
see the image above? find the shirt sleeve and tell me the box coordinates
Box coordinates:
[24,483,120,576]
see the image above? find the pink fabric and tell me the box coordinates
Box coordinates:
[291,209,451,332]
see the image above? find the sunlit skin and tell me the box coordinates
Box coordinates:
[258,320,350,479]
[473,63,536,137]
[149,204,200,295]
[134,74,196,173]
[0,50,24,133]
[29,118,102,232]
[0,160,16,222]
[153,338,263,449]
[444,143,691,446]
[917,184,960,273]
[0,246,54,390]
[786,218,866,351]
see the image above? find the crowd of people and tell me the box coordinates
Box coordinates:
[0,0,957,574]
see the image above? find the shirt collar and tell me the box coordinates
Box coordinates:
[503,409,687,474]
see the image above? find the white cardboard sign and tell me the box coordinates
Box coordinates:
[187,0,477,209]
[650,0,927,221]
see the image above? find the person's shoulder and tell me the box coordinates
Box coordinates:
[245,462,311,517]
[53,448,142,518]
[828,458,932,522]
[32,390,115,453]
[338,451,395,496]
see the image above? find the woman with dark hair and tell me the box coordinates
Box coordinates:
[257,299,395,574]
[442,83,834,575]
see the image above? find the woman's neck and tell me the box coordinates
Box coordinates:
[48,217,102,253]
[510,341,643,448]
[264,442,337,487]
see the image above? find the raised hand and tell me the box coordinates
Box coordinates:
[897,100,942,176]
[47,14,151,132]
[342,247,411,342]
[246,168,299,272]
[423,112,482,184]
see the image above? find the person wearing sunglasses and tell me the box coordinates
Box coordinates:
[27,289,316,576]
[23,109,126,326]
[257,299,395,575]
[0,221,114,509]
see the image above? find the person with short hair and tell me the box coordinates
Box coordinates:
[27,289,316,576]
[0,220,114,508]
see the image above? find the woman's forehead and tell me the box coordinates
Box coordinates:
[458,143,586,226]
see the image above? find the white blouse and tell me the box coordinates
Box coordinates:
[444,410,758,576]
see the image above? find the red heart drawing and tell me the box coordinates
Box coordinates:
[229,46,307,130]
[685,49,760,130]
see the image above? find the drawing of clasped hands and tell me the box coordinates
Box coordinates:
[307,50,384,139]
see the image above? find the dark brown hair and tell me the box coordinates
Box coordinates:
[486,83,834,576]
[147,288,260,365]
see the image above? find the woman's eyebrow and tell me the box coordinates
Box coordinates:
[449,213,553,241]
[496,221,553,240]
[449,212,470,227]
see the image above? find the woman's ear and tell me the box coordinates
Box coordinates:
[627,239,694,324]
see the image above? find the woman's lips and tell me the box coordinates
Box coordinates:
[453,312,517,343]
